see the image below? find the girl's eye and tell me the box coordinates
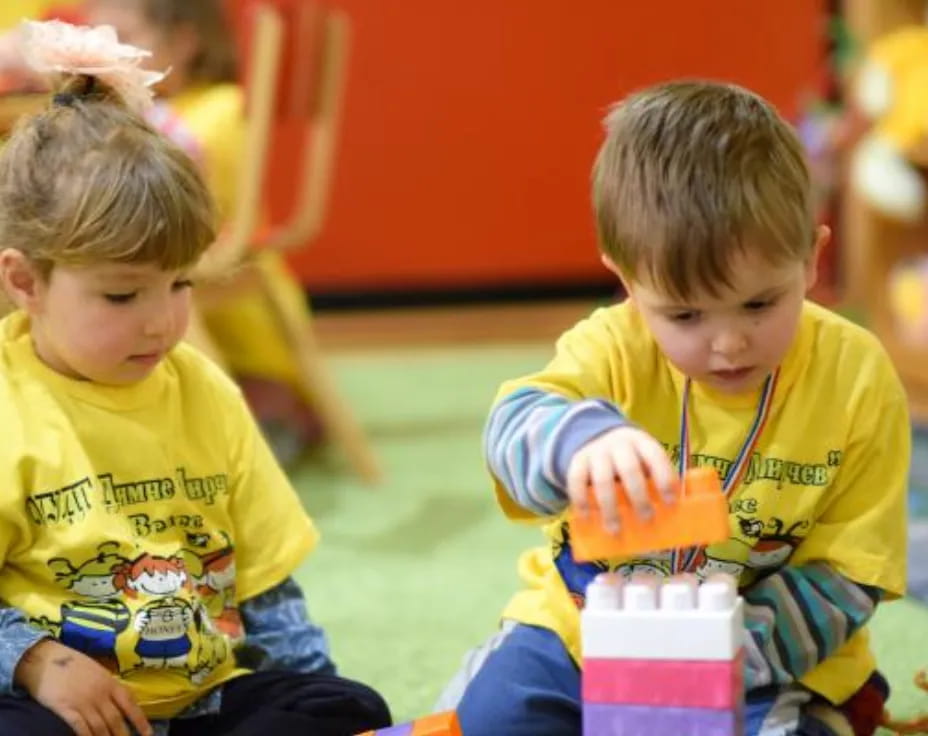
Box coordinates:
[173,279,194,291]
[104,292,136,304]
[744,299,774,311]
[669,311,700,323]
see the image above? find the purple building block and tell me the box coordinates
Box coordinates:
[364,725,414,736]
[583,703,742,736]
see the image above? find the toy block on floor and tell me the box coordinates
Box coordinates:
[583,652,744,709]
[583,702,742,736]
[581,573,743,661]
[581,573,744,735]
[355,710,462,736]
[568,467,728,562]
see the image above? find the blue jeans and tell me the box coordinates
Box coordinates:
[451,622,845,736]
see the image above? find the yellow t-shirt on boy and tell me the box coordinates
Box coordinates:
[495,300,908,705]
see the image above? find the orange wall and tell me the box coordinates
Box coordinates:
[265,1,826,292]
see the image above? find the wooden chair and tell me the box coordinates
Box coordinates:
[840,0,928,421]
[195,1,382,484]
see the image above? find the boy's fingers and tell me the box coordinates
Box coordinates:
[636,437,677,503]
[566,454,591,515]
[589,453,620,534]
[113,687,152,736]
[612,445,652,522]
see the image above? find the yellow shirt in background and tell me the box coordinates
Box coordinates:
[0,311,318,718]
[495,300,909,704]
[0,0,81,29]
[148,84,310,392]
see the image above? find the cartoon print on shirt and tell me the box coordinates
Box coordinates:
[747,518,810,570]
[613,554,672,580]
[191,533,242,642]
[551,521,609,608]
[189,603,231,685]
[114,553,195,670]
[31,542,131,672]
[737,516,765,539]
[30,542,132,672]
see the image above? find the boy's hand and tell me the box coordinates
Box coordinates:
[567,426,676,534]
[14,639,152,736]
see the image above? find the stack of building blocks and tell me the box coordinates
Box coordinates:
[568,467,729,562]
[355,710,462,736]
[581,572,744,736]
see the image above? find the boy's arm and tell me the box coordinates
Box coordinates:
[0,604,52,695]
[486,387,628,516]
[743,347,909,688]
[741,561,879,689]
[237,577,334,676]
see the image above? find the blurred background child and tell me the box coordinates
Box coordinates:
[84,0,324,467]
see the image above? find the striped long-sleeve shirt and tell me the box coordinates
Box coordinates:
[486,387,880,689]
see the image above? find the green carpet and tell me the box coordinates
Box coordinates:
[286,344,928,729]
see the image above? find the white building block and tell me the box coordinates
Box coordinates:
[581,573,743,661]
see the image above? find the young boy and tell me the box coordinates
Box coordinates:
[438,81,909,736]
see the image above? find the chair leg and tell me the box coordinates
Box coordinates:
[258,273,383,485]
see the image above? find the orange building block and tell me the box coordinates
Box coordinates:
[355,710,463,736]
[568,467,729,562]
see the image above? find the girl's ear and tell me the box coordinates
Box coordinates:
[0,249,46,314]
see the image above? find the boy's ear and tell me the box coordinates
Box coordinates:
[804,225,831,293]
[600,253,634,298]
[0,248,45,313]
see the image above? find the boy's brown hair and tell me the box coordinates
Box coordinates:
[0,73,216,276]
[592,81,815,300]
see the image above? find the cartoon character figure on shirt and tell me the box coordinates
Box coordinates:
[34,542,132,672]
[189,603,231,685]
[193,534,243,642]
[691,546,747,581]
[613,552,672,580]
[114,553,195,670]
[551,521,609,608]
[746,518,810,571]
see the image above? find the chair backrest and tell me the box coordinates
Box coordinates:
[215,0,350,272]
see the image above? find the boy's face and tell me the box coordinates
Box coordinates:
[1,255,193,386]
[612,228,826,394]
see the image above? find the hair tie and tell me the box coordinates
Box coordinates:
[18,20,167,114]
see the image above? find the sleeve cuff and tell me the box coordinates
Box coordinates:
[551,400,628,484]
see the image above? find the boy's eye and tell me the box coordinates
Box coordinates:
[173,279,194,291]
[744,299,773,311]
[668,310,700,323]
[103,292,137,304]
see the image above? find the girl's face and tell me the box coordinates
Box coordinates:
[2,257,194,386]
[85,1,197,95]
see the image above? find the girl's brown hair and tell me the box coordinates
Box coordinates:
[0,73,217,275]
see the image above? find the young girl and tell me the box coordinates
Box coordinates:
[85,0,325,466]
[0,20,390,736]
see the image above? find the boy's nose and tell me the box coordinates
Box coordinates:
[711,329,748,357]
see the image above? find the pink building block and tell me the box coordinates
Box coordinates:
[583,652,744,709]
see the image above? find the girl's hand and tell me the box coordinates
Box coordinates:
[14,639,152,736]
